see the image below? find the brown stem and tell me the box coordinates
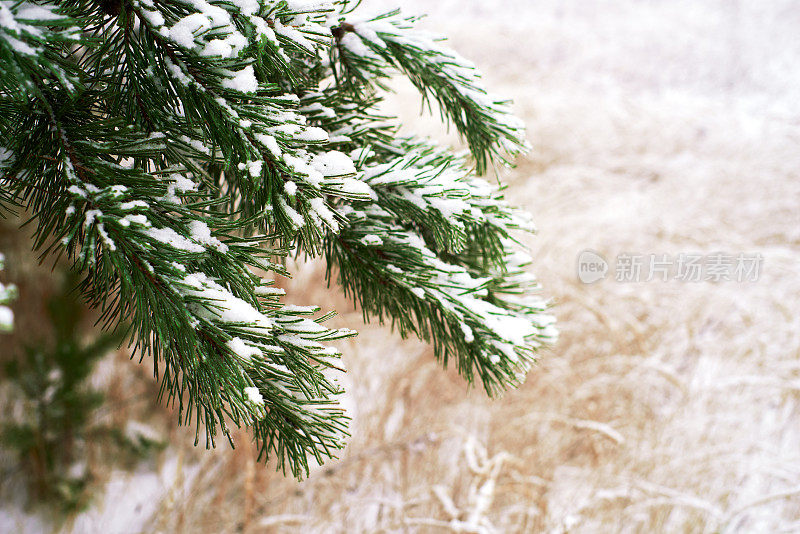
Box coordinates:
[331,23,356,40]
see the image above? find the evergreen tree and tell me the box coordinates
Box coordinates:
[0,0,557,476]
[2,273,128,511]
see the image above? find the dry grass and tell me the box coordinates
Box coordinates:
[3,1,800,532]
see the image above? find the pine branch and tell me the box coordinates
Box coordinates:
[0,0,556,477]
[330,9,530,173]
[1,83,353,476]
[326,200,554,395]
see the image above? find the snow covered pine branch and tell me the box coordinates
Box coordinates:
[0,0,557,476]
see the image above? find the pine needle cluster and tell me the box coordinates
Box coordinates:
[0,0,556,476]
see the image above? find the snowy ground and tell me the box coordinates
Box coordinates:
[3,0,800,532]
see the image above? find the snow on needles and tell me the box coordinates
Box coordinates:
[180,271,275,331]
[243,386,264,406]
[188,220,229,253]
[145,226,205,253]
[227,337,262,361]
[221,65,258,93]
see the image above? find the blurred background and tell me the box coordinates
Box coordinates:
[2,0,800,532]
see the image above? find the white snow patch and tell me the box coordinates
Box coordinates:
[188,220,229,253]
[222,65,258,93]
[227,337,262,361]
[244,386,264,405]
